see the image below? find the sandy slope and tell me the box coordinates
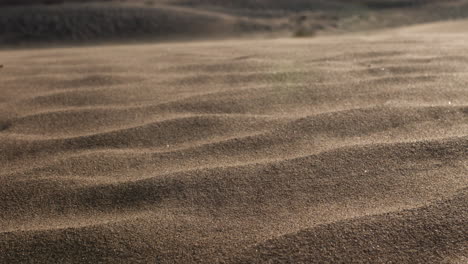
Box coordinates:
[3,0,468,46]
[0,19,467,263]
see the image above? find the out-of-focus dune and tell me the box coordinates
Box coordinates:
[0,18,467,263]
[2,0,468,46]
[0,3,269,46]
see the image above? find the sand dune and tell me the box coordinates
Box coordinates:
[0,2,268,46]
[0,19,467,263]
[2,0,468,46]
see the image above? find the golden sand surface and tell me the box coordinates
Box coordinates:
[0,19,467,263]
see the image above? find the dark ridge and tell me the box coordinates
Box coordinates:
[175,0,352,11]
[0,4,266,46]
[174,0,440,10]
[362,0,430,9]
[0,0,112,6]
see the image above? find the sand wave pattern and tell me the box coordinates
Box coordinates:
[1,21,467,264]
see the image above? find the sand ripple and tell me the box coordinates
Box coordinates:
[1,21,467,263]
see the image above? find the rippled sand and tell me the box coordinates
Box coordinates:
[0,20,467,263]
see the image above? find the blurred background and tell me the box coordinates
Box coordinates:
[1,0,468,46]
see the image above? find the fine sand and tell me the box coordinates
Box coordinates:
[0,20,467,263]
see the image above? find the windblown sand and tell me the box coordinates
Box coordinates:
[0,20,467,263]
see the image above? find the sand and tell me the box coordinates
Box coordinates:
[5,0,468,47]
[0,19,467,263]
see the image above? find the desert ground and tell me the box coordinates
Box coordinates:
[0,1,467,264]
